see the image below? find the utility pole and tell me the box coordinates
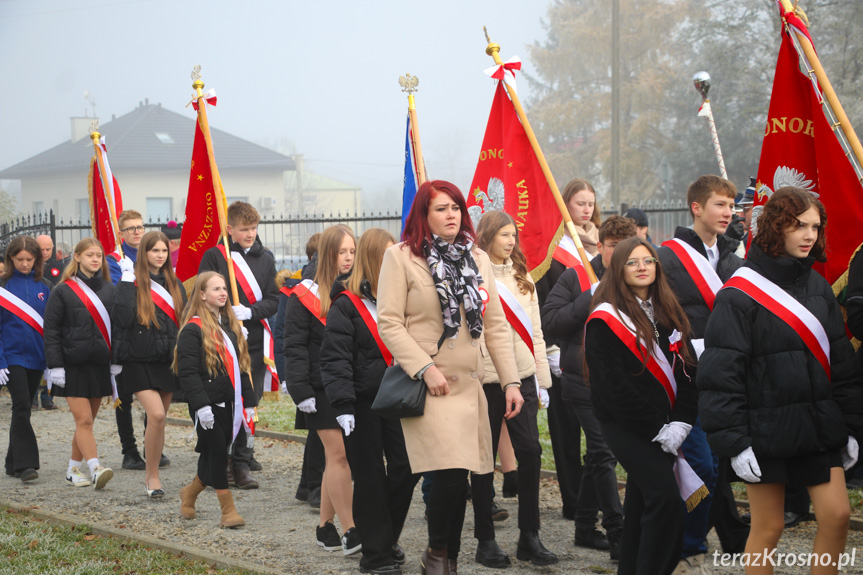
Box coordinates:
[611,0,621,207]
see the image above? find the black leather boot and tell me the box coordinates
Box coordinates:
[474,539,510,568]
[516,530,558,566]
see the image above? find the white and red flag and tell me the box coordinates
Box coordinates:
[88,136,124,255]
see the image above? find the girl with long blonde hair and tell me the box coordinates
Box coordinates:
[175,272,255,528]
[112,231,186,498]
[284,224,360,554]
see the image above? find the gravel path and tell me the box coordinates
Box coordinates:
[3,393,863,574]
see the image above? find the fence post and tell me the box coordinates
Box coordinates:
[49,210,56,245]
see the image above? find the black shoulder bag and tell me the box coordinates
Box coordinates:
[371,333,446,420]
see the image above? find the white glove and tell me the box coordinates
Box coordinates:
[49,367,66,387]
[337,414,355,436]
[652,421,692,455]
[232,305,252,321]
[196,406,215,430]
[119,257,135,282]
[241,326,249,340]
[842,436,859,471]
[547,350,562,377]
[244,407,256,421]
[280,381,288,395]
[538,388,550,409]
[0,368,8,386]
[110,364,123,376]
[731,446,762,483]
[297,397,317,413]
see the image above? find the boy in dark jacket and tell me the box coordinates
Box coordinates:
[198,201,278,488]
[656,175,749,568]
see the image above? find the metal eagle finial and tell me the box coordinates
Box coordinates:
[399,73,419,94]
[191,65,202,82]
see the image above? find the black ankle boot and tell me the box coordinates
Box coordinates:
[475,539,510,568]
[516,530,558,566]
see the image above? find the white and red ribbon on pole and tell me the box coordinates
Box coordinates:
[484,56,522,93]
[191,88,217,111]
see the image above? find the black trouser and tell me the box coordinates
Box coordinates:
[231,357,266,470]
[299,430,325,492]
[472,377,542,540]
[546,373,582,515]
[428,468,469,559]
[602,420,684,575]
[191,403,233,489]
[114,372,138,456]
[708,458,751,553]
[5,367,42,475]
[346,398,420,569]
[572,393,624,532]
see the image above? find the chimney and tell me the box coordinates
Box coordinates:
[70,116,97,143]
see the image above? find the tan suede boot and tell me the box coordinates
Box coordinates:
[179,476,206,520]
[217,491,245,528]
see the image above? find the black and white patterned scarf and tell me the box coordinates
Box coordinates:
[424,235,484,340]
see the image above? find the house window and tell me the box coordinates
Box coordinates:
[76,199,90,223]
[154,132,175,144]
[146,198,172,222]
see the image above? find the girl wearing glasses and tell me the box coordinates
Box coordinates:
[584,236,697,575]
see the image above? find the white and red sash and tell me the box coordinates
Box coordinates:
[149,280,178,327]
[0,286,44,336]
[281,279,326,325]
[587,302,676,408]
[341,291,393,366]
[65,278,111,352]
[495,280,534,356]
[723,267,831,378]
[552,235,592,291]
[662,238,723,311]
[187,317,249,440]
[217,245,279,392]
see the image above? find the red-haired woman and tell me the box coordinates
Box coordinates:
[699,187,861,575]
[378,180,523,575]
[584,236,697,574]
[112,231,186,498]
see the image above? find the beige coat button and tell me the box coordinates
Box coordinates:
[471,340,478,347]
[450,375,458,382]
[470,372,478,379]
[448,342,455,349]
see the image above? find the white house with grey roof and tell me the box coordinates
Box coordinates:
[0,100,297,222]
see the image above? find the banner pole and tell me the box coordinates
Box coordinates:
[408,93,427,185]
[483,28,597,282]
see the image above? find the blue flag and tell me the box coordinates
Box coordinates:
[401,114,419,232]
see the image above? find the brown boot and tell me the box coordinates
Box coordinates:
[420,546,448,575]
[233,467,259,489]
[179,476,206,519]
[217,491,245,528]
[448,558,458,575]
[226,458,236,487]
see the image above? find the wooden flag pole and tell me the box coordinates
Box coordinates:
[408,93,427,185]
[483,28,597,282]
[778,0,863,174]
[192,71,240,307]
[89,129,123,259]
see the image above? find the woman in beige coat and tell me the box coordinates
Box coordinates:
[469,210,558,568]
[378,181,523,575]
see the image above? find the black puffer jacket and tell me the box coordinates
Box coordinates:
[657,227,742,338]
[284,281,326,404]
[176,321,256,414]
[541,257,605,402]
[112,274,187,364]
[198,237,278,353]
[43,272,115,368]
[585,316,698,440]
[697,243,863,460]
[535,259,567,347]
[321,278,388,416]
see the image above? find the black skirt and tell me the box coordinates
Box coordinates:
[51,363,112,399]
[741,449,843,487]
[118,362,178,395]
[303,387,339,431]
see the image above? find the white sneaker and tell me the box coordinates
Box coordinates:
[92,466,113,490]
[65,467,91,487]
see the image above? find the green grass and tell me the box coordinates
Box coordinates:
[0,507,248,575]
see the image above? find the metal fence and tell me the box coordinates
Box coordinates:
[0,203,688,270]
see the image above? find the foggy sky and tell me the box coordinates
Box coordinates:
[0,0,550,211]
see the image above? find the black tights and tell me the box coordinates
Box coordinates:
[427,468,468,558]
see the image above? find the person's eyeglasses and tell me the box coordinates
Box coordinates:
[624,257,658,268]
[121,226,146,233]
